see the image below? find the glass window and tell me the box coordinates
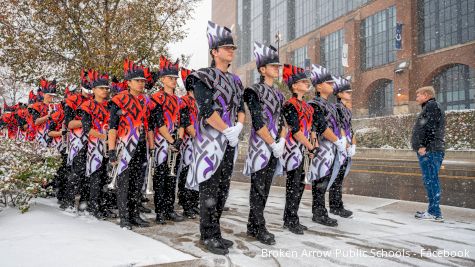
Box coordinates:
[270,0,288,45]
[250,0,263,45]
[419,0,475,53]
[292,46,307,68]
[316,0,368,27]
[368,80,394,117]
[320,29,345,76]
[295,0,317,38]
[360,6,396,70]
[433,64,475,111]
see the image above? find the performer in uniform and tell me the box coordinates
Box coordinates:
[79,70,116,219]
[243,42,286,245]
[308,64,347,227]
[281,64,317,235]
[186,21,245,255]
[108,59,154,229]
[329,76,355,218]
[1,102,19,140]
[29,78,58,147]
[176,67,200,219]
[62,71,93,210]
[149,56,184,224]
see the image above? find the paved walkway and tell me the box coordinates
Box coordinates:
[136,181,475,267]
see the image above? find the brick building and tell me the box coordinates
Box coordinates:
[212,0,475,117]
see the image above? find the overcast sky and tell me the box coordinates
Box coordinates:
[168,0,211,71]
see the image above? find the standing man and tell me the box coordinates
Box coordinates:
[186,21,245,255]
[411,86,445,222]
[243,42,286,245]
[149,56,184,224]
[108,59,154,229]
[281,64,316,235]
[329,77,355,219]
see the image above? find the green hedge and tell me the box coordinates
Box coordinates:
[353,109,475,150]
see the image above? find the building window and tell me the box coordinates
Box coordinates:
[419,0,475,53]
[236,0,251,66]
[361,6,396,70]
[433,64,475,110]
[295,0,317,38]
[270,0,288,45]
[250,1,263,46]
[292,46,307,68]
[369,80,394,117]
[320,29,345,76]
[316,0,369,27]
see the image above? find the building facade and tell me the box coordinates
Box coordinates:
[212,0,475,117]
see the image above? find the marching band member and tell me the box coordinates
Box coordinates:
[186,21,245,255]
[149,56,184,224]
[177,67,200,219]
[329,77,355,218]
[29,78,58,147]
[281,64,317,235]
[79,70,115,219]
[243,42,286,245]
[62,71,93,210]
[108,59,154,229]
[308,64,347,227]
[1,102,19,140]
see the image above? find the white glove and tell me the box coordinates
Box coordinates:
[333,138,347,152]
[270,138,285,158]
[277,137,286,152]
[223,122,243,147]
[348,144,356,157]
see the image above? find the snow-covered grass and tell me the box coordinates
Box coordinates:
[0,198,195,267]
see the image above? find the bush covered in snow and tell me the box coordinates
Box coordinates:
[353,109,475,150]
[0,139,60,212]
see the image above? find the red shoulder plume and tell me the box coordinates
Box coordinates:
[180,68,192,84]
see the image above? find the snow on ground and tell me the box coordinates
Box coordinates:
[135,181,475,267]
[0,198,194,267]
[1,181,475,267]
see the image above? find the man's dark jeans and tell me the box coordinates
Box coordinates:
[417,151,444,217]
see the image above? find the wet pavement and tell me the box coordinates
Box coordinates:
[127,181,475,267]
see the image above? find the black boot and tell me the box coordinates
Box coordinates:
[200,238,228,255]
[283,223,304,235]
[155,213,166,225]
[165,211,185,222]
[219,237,234,248]
[312,214,338,227]
[183,209,197,219]
[120,220,132,230]
[330,208,353,218]
[139,204,152,214]
[254,229,276,245]
[131,216,150,227]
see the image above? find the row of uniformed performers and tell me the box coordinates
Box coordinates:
[0,21,357,255]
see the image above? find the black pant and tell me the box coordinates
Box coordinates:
[153,161,176,214]
[283,161,305,227]
[247,156,278,233]
[88,158,109,214]
[312,174,332,216]
[64,146,88,207]
[199,146,235,240]
[117,140,147,221]
[55,151,69,202]
[178,164,199,212]
[329,159,348,210]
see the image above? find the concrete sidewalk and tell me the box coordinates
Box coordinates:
[134,181,475,267]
